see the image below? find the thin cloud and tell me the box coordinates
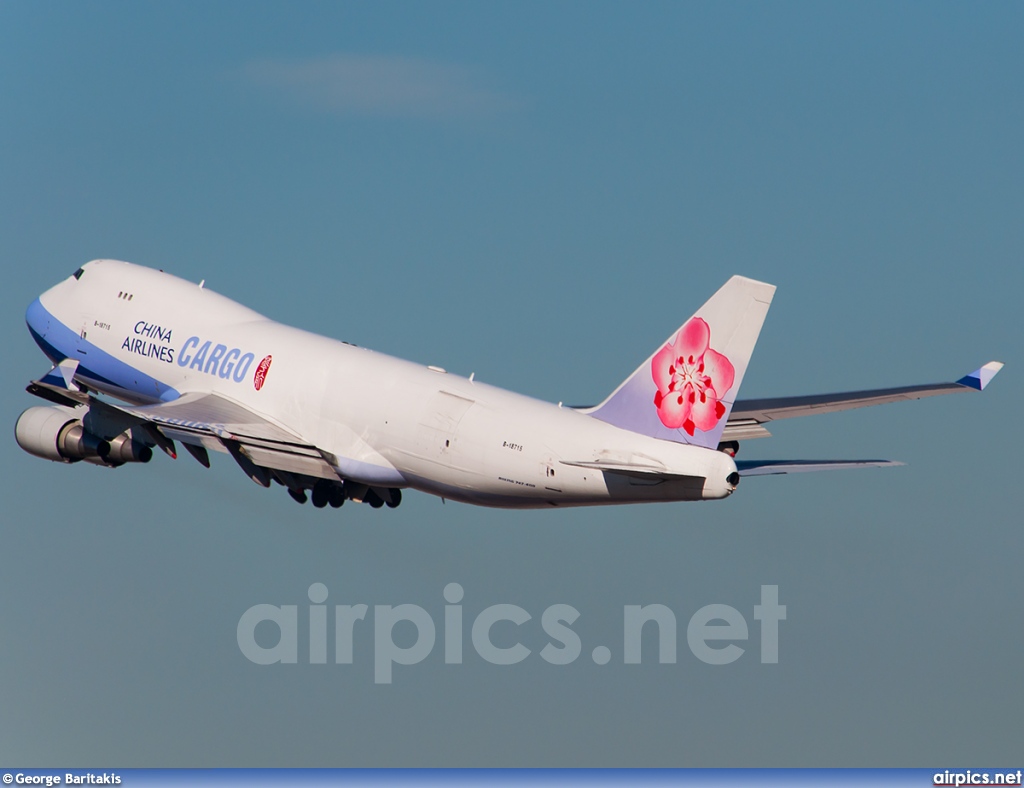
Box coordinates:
[239,54,521,118]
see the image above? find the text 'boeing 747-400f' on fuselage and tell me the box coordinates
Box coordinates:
[16,260,1003,511]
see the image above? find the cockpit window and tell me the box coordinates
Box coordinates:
[72,267,84,280]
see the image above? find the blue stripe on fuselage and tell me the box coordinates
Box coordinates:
[25,298,180,402]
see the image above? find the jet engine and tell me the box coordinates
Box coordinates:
[15,405,152,466]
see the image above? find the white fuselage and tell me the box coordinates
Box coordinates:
[28,260,738,507]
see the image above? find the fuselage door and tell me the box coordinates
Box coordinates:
[416,391,474,465]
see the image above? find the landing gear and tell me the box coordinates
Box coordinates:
[286,478,404,512]
[311,479,331,508]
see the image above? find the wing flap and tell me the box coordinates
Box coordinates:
[241,444,340,480]
[118,391,304,446]
[720,420,773,441]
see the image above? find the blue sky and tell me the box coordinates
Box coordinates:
[1,1,1021,766]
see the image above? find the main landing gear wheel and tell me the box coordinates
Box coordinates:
[311,479,331,508]
[386,489,402,509]
[328,484,346,508]
[288,488,308,505]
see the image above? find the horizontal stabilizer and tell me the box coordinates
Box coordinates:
[736,459,904,477]
[560,459,702,481]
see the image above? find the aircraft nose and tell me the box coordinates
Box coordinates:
[27,267,81,342]
[26,298,51,342]
[26,285,71,363]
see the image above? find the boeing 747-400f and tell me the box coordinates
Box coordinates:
[16,260,1002,510]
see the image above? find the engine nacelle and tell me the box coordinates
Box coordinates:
[15,406,152,465]
[101,431,153,465]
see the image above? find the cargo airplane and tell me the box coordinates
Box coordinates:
[16,260,1002,510]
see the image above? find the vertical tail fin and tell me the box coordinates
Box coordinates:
[584,275,776,449]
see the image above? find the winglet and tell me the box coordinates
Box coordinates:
[956,361,1004,391]
[38,359,80,392]
[57,358,80,391]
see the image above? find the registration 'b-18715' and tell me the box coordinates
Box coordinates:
[16,260,1002,511]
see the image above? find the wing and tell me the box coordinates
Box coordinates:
[109,392,342,485]
[26,366,341,486]
[722,362,1003,441]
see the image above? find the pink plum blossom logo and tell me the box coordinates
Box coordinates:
[254,355,272,391]
[652,318,735,436]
